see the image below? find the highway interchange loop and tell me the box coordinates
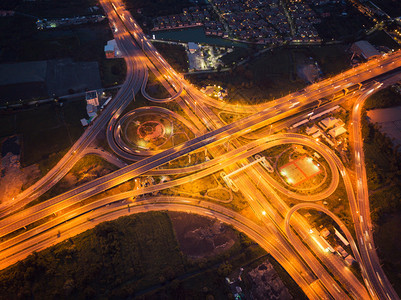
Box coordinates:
[112,106,198,158]
[1,0,401,298]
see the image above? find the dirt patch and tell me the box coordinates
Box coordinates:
[0,152,40,206]
[248,259,293,300]
[169,212,238,259]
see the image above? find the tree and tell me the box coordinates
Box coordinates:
[111,64,121,75]
[217,262,232,277]
[170,279,180,290]
[63,279,75,296]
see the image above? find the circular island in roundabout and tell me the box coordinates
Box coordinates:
[113,106,198,158]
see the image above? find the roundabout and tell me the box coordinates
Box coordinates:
[113,106,198,158]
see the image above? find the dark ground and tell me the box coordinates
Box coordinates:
[169,211,238,259]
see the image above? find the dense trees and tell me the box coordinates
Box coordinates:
[362,89,401,224]
[0,212,281,299]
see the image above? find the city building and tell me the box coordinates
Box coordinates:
[320,116,339,130]
[200,85,215,96]
[104,39,121,58]
[188,42,200,54]
[320,228,330,238]
[335,228,350,246]
[306,125,319,135]
[80,118,89,126]
[0,10,15,17]
[351,40,381,60]
[328,125,347,138]
[335,246,348,258]
[312,130,322,139]
[344,255,356,266]
[86,90,99,106]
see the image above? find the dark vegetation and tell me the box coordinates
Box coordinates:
[0,212,305,299]
[366,30,401,51]
[0,0,125,165]
[189,44,350,104]
[373,211,401,296]
[364,87,401,110]
[31,155,118,206]
[152,42,189,73]
[363,111,401,222]
[220,47,255,66]
[309,1,373,41]
[362,87,401,294]
[0,100,86,169]
[370,0,401,18]
[145,70,171,99]
[0,0,126,88]
[100,58,127,88]
[0,0,109,63]
[125,0,191,17]
[0,0,98,18]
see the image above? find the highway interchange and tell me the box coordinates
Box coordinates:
[1,0,401,299]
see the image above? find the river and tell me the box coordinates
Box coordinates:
[153,27,247,48]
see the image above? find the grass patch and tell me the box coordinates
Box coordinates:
[173,174,219,195]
